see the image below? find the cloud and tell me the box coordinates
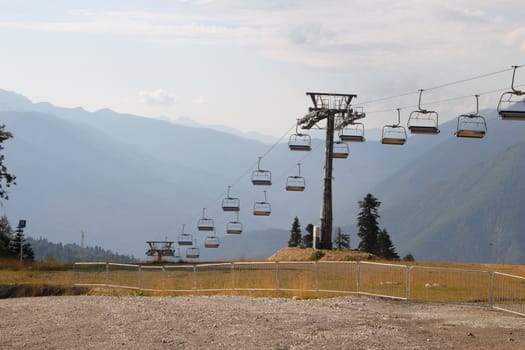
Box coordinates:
[0,1,522,68]
[139,89,175,106]
[504,27,525,51]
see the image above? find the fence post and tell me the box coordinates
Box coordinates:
[105,262,109,286]
[193,265,197,290]
[489,272,494,309]
[315,261,320,293]
[356,261,360,294]
[406,266,412,300]
[231,262,235,293]
[138,265,142,291]
[275,262,280,291]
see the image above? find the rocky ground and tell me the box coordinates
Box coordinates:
[1,295,524,349]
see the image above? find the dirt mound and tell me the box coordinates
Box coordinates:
[267,247,375,261]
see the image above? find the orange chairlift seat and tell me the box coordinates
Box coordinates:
[253,190,271,216]
[222,186,240,212]
[382,108,407,145]
[197,208,214,231]
[177,224,193,246]
[407,89,440,135]
[455,95,487,139]
[226,212,243,234]
[498,65,525,120]
[251,156,272,186]
[286,163,306,191]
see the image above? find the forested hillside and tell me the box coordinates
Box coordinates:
[28,237,135,263]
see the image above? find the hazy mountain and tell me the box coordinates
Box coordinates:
[380,141,525,263]
[373,110,525,211]
[2,88,525,262]
[174,116,278,144]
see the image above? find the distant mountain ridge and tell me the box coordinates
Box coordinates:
[380,140,525,263]
[2,88,525,263]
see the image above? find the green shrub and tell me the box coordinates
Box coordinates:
[309,250,325,261]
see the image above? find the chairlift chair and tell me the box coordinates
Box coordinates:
[251,156,272,186]
[286,163,306,191]
[339,122,365,142]
[173,248,181,259]
[407,90,440,135]
[498,66,525,120]
[253,190,271,216]
[186,246,200,259]
[177,224,193,246]
[455,95,487,139]
[197,208,214,231]
[226,212,243,234]
[222,186,240,212]
[381,109,407,145]
[332,141,349,158]
[289,123,312,151]
[204,234,220,248]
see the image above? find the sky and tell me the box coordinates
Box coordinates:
[0,0,524,137]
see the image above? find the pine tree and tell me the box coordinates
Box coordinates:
[357,193,382,255]
[333,227,350,250]
[8,227,34,261]
[0,215,13,256]
[377,228,399,260]
[302,224,314,248]
[0,125,16,201]
[288,217,302,247]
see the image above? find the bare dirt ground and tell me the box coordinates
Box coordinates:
[0,295,524,349]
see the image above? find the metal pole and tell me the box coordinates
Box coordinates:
[320,113,334,249]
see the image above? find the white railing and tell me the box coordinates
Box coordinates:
[73,261,525,317]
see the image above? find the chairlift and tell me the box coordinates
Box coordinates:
[186,245,200,259]
[173,248,181,259]
[455,95,487,139]
[177,224,193,246]
[289,123,312,151]
[382,109,407,145]
[204,234,220,248]
[339,122,365,142]
[332,141,349,159]
[286,163,306,191]
[498,66,525,120]
[407,90,440,135]
[253,190,271,216]
[251,156,272,186]
[222,186,240,212]
[226,212,243,234]
[197,208,214,231]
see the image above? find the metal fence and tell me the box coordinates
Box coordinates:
[73,261,525,317]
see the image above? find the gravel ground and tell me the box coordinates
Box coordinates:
[0,295,524,349]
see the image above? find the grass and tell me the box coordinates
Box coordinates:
[1,257,524,305]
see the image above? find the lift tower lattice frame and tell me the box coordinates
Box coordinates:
[298,92,363,249]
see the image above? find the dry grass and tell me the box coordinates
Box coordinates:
[1,250,524,304]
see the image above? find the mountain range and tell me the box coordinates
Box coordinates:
[1,88,524,263]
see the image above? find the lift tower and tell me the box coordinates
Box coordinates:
[297,92,363,249]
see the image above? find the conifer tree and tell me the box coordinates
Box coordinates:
[302,224,314,248]
[357,193,382,255]
[8,226,34,261]
[0,215,13,256]
[288,216,302,247]
[333,227,350,250]
[377,228,399,260]
[0,125,16,201]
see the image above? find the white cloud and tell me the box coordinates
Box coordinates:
[139,89,175,106]
[0,1,522,69]
[504,27,525,51]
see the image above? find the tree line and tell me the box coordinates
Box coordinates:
[0,215,34,261]
[288,193,405,260]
